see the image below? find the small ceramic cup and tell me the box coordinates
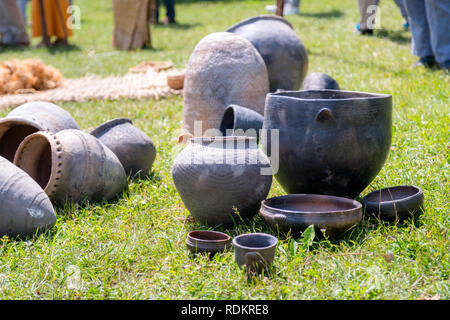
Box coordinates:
[186,230,232,257]
[232,233,278,274]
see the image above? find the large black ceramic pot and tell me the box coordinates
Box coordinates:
[262,90,392,198]
[172,136,273,227]
[226,15,308,92]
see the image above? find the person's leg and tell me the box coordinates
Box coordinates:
[403,0,436,67]
[164,0,175,23]
[424,0,450,69]
[16,0,28,22]
[394,0,408,20]
[357,0,380,34]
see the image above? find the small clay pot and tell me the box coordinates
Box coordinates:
[219,104,264,142]
[363,185,424,222]
[0,156,56,237]
[172,136,273,227]
[186,230,232,256]
[182,32,269,135]
[227,15,308,92]
[14,129,127,205]
[260,194,363,238]
[233,233,278,274]
[302,72,340,90]
[167,73,185,90]
[0,101,80,162]
[90,118,157,177]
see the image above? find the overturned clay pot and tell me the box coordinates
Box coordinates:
[0,156,56,237]
[0,101,80,162]
[302,72,340,90]
[91,118,157,177]
[14,129,127,205]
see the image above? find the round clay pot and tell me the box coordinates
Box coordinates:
[14,129,127,205]
[219,104,264,142]
[0,156,56,237]
[260,194,363,239]
[262,90,392,198]
[226,15,308,92]
[302,72,340,90]
[90,118,157,177]
[0,101,80,162]
[186,230,232,256]
[167,72,185,90]
[363,185,424,222]
[182,32,269,135]
[172,136,273,227]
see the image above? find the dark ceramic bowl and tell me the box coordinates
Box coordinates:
[186,230,232,256]
[260,194,362,238]
[363,185,424,222]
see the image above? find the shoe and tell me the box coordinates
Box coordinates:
[410,56,439,69]
[439,60,450,72]
[356,23,374,35]
[163,16,176,24]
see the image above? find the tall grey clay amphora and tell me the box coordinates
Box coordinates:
[172,136,273,227]
[182,32,269,135]
[263,90,392,198]
[0,156,56,237]
[91,118,157,177]
[0,101,80,162]
[227,15,308,92]
[14,129,127,205]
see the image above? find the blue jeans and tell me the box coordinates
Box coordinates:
[16,0,28,22]
[404,0,450,66]
[156,0,175,22]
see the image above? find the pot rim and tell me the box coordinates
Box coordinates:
[363,185,423,206]
[261,194,362,216]
[268,89,392,102]
[90,118,133,138]
[232,232,278,250]
[187,230,231,243]
[0,116,47,132]
[226,14,293,33]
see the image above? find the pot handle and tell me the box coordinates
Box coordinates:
[315,108,335,124]
[244,251,267,269]
[272,213,287,227]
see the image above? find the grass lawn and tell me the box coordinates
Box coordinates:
[0,0,449,300]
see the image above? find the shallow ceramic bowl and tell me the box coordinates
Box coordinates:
[186,230,232,256]
[363,185,424,222]
[260,194,362,238]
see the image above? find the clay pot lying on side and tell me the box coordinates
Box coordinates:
[302,72,340,90]
[226,15,308,92]
[183,32,269,135]
[220,104,264,142]
[172,136,273,227]
[14,129,127,205]
[0,156,56,237]
[0,101,80,162]
[91,118,157,177]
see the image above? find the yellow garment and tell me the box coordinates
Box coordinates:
[31,0,73,38]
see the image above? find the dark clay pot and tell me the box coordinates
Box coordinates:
[219,105,264,142]
[0,156,56,237]
[91,118,157,177]
[172,136,273,227]
[186,230,232,256]
[233,233,278,274]
[262,90,392,198]
[363,185,424,222]
[0,101,80,162]
[227,15,308,92]
[302,72,340,90]
[260,194,363,239]
[14,129,127,205]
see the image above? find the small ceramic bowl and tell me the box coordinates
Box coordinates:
[186,230,231,256]
[167,73,185,90]
[363,185,424,222]
[260,194,362,238]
